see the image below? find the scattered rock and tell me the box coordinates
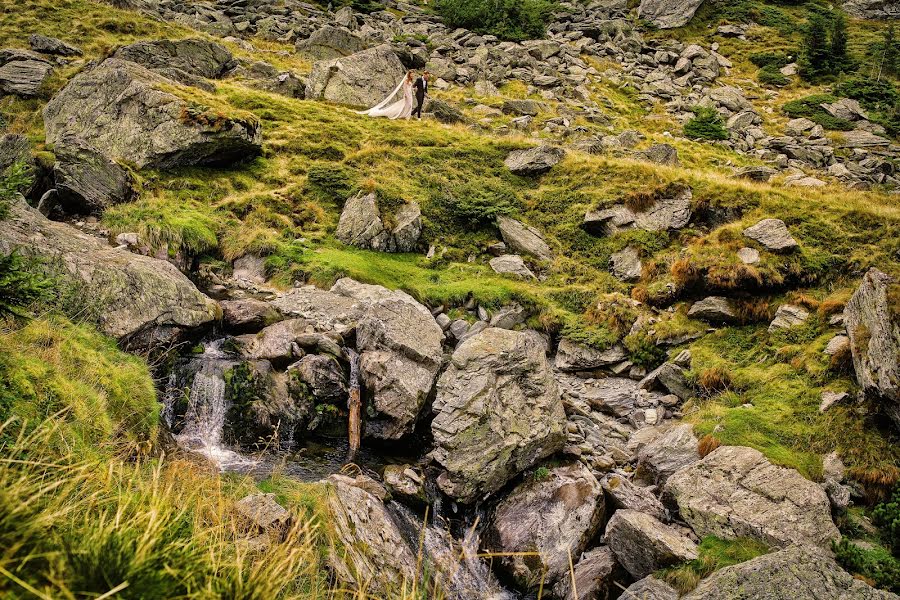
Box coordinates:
[845,268,900,429]
[768,304,810,332]
[29,34,82,57]
[296,25,365,60]
[819,390,850,413]
[291,354,348,403]
[382,464,426,504]
[427,98,466,124]
[485,462,606,588]
[636,423,699,486]
[742,218,799,253]
[737,247,760,265]
[555,339,627,372]
[621,576,679,600]
[665,445,841,548]
[336,192,422,253]
[610,247,643,282]
[602,474,668,522]
[734,166,777,182]
[606,509,699,580]
[52,140,136,214]
[0,48,52,97]
[489,254,536,279]
[583,186,692,236]
[234,493,291,532]
[688,296,737,324]
[220,299,282,333]
[640,362,692,401]
[431,328,566,503]
[552,547,625,600]
[113,38,236,86]
[638,0,704,28]
[497,215,553,262]
[504,145,566,176]
[824,334,850,356]
[640,143,679,166]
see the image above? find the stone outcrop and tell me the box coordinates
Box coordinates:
[431,328,566,503]
[52,140,136,214]
[606,509,699,580]
[220,299,282,333]
[843,0,900,19]
[555,339,626,372]
[504,145,566,176]
[291,354,348,403]
[665,446,840,548]
[29,34,82,57]
[844,268,900,428]
[688,296,737,324]
[610,246,642,282]
[0,48,52,97]
[113,38,236,87]
[497,215,553,262]
[684,545,896,599]
[335,192,422,253]
[489,254,536,279]
[485,462,606,588]
[638,0,705,28]
[636,423,699,485]
[296,25,365,60]
[0,196,218,347]
[583,186,692,236]
[305,44,406,107]
[44,59,261,170]
[742,218,799,253]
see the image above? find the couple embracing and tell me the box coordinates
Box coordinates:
[357,70,430,120]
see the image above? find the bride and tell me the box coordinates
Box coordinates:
[357,71,415,120]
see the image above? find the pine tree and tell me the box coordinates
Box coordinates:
[883,24,898,79]
[830,13,849,73]
[800,12,831,80]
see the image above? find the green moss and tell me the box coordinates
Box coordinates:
[659,536,771,594]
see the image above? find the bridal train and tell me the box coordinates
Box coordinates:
[357,72,414,119]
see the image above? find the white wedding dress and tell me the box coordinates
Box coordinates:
[357,76,413,119]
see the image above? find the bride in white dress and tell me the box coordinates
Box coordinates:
[357,71,415,120]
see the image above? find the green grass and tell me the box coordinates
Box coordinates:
[658,536,771,594]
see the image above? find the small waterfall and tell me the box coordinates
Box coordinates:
[170,342,256,472]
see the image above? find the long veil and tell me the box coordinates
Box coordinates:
[357,77,406,115]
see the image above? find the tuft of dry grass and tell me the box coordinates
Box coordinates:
[697,434,723,458]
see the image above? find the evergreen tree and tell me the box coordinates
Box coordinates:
[829,13,849,73]
[800,12,831,80]
[883,24,898,79]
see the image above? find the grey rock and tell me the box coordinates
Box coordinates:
[29,34,82,57]
[0,48,52,97]
[0,196,218,347]
[305,44,406,108]
[742,218,799,252]
[683,545,896,600]
[44,59,261,170]
[768,304,810,332]
[824,334,850,357]
[665,446,840,548]
[489,254,536,279]
[638,0,704,28]
[602,474,668,521]
[555,339,627,372]
[291,354,347,403]
[490,303,528,329]
[485,462,606,588]
[838,130,891,149]
[427,98,467,124]
[336,192,422,253]
[113,38,236,84]
[502,99,542,117]
[621,576,679,600]
[843,0,900,19]
[53,140,135,214]
[237,319,310,366]
[610,246,643,282]
[640,143,679,166]
[636,423,699,485]
[819,390,850,413]
[552,547,624,600]
[382,464,425,503]
[688,296,737,324]
[220,299,282,333]
[432,328,566,503]
[640,362,692,401]
[497,215,553,262]
[234,493,290,531]
[737,247,760,265]
[734,166,777,182]
[844,268,900,428]
[606,510,699,580]
[504,145,566,176]
[296,25,365,60]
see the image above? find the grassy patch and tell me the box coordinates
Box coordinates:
[659,536,771,594]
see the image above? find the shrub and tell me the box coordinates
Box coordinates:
[305,163,355,202]
[0,159,34,219]
[434,181,519,227]
[833,538,900,592]
[799,9,854,81]
[683,107,730,141]
[833,78,900,137]
[0,251,53,318]
[782,95,855,130]
[750,52,793,69]
[698,366,734,397]
[873,485,900,555]
[758,65,790,87]
[434,0,558,42]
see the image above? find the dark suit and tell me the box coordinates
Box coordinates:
[413,76,428,118]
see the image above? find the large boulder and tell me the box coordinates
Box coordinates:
[112,38,235,86]
[552,547,626,600]
[742,218,799,253]
[0,196,218,347]
[636,423,699,486]
[0,48,52,97]
[688,296,737,324]
[305,44,406,108]
[296,25,366,60]
[44,59,261,170]
[606,510,699,580]
[665,446,840,548]
[638,0,705,28]
[484,462,606,588]
[489,254,536,280]
[583,187,692,236]
[431,328,567,503]
[684,545,895,600]
[843,0,900,19]
[844,268,900,428]
[497,215,554,262]
[52,139,136,214]
[555,339,627,372]
[29,34,82,57]
[291,354,347,403]
[504,145,566,176]
[335,192,422,253]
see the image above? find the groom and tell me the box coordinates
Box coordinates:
[413,71,429,119]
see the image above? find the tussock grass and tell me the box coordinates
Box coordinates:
[658,536,770,594]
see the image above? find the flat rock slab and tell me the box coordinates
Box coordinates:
[504,145,566,176]
[665,446,840,548]
[0,48,52,97]
[742,218,798,252]
[497,215,554,262]
[606,509,699,580]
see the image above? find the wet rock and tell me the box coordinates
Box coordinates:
[552,546,626,600]
[768,304,810,332]
[0,48,52,97]
[220,299,282,333]
[638,0,704,28]
[636,423,699,486]
[844,268,900,429]
[688,296,737,324]
[52,140,136,214]
[235,319,309,367]
[504,145,566,176]
[0,196,217,348]
[44,59,261,169]
[683,545,894,600]
[296,25,365,60]
[431,328,566,503]
[497,215,553,262]
[489,254,536,279]
[291,354,347,403]
[602,474,668,521]
[610,246,643,282]
[485,462,606,588]
[555,339,627,372]
[742,218,799,253]
[665,446,840,548]
[622,576,679,600]
[382,464,426,504]
[29,34,82,57]
[305,44,406,108]
[606,510,699,580]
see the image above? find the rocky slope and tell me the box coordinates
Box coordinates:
[1,0,900,598]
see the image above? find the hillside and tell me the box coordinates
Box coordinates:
[1,0,899,597]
